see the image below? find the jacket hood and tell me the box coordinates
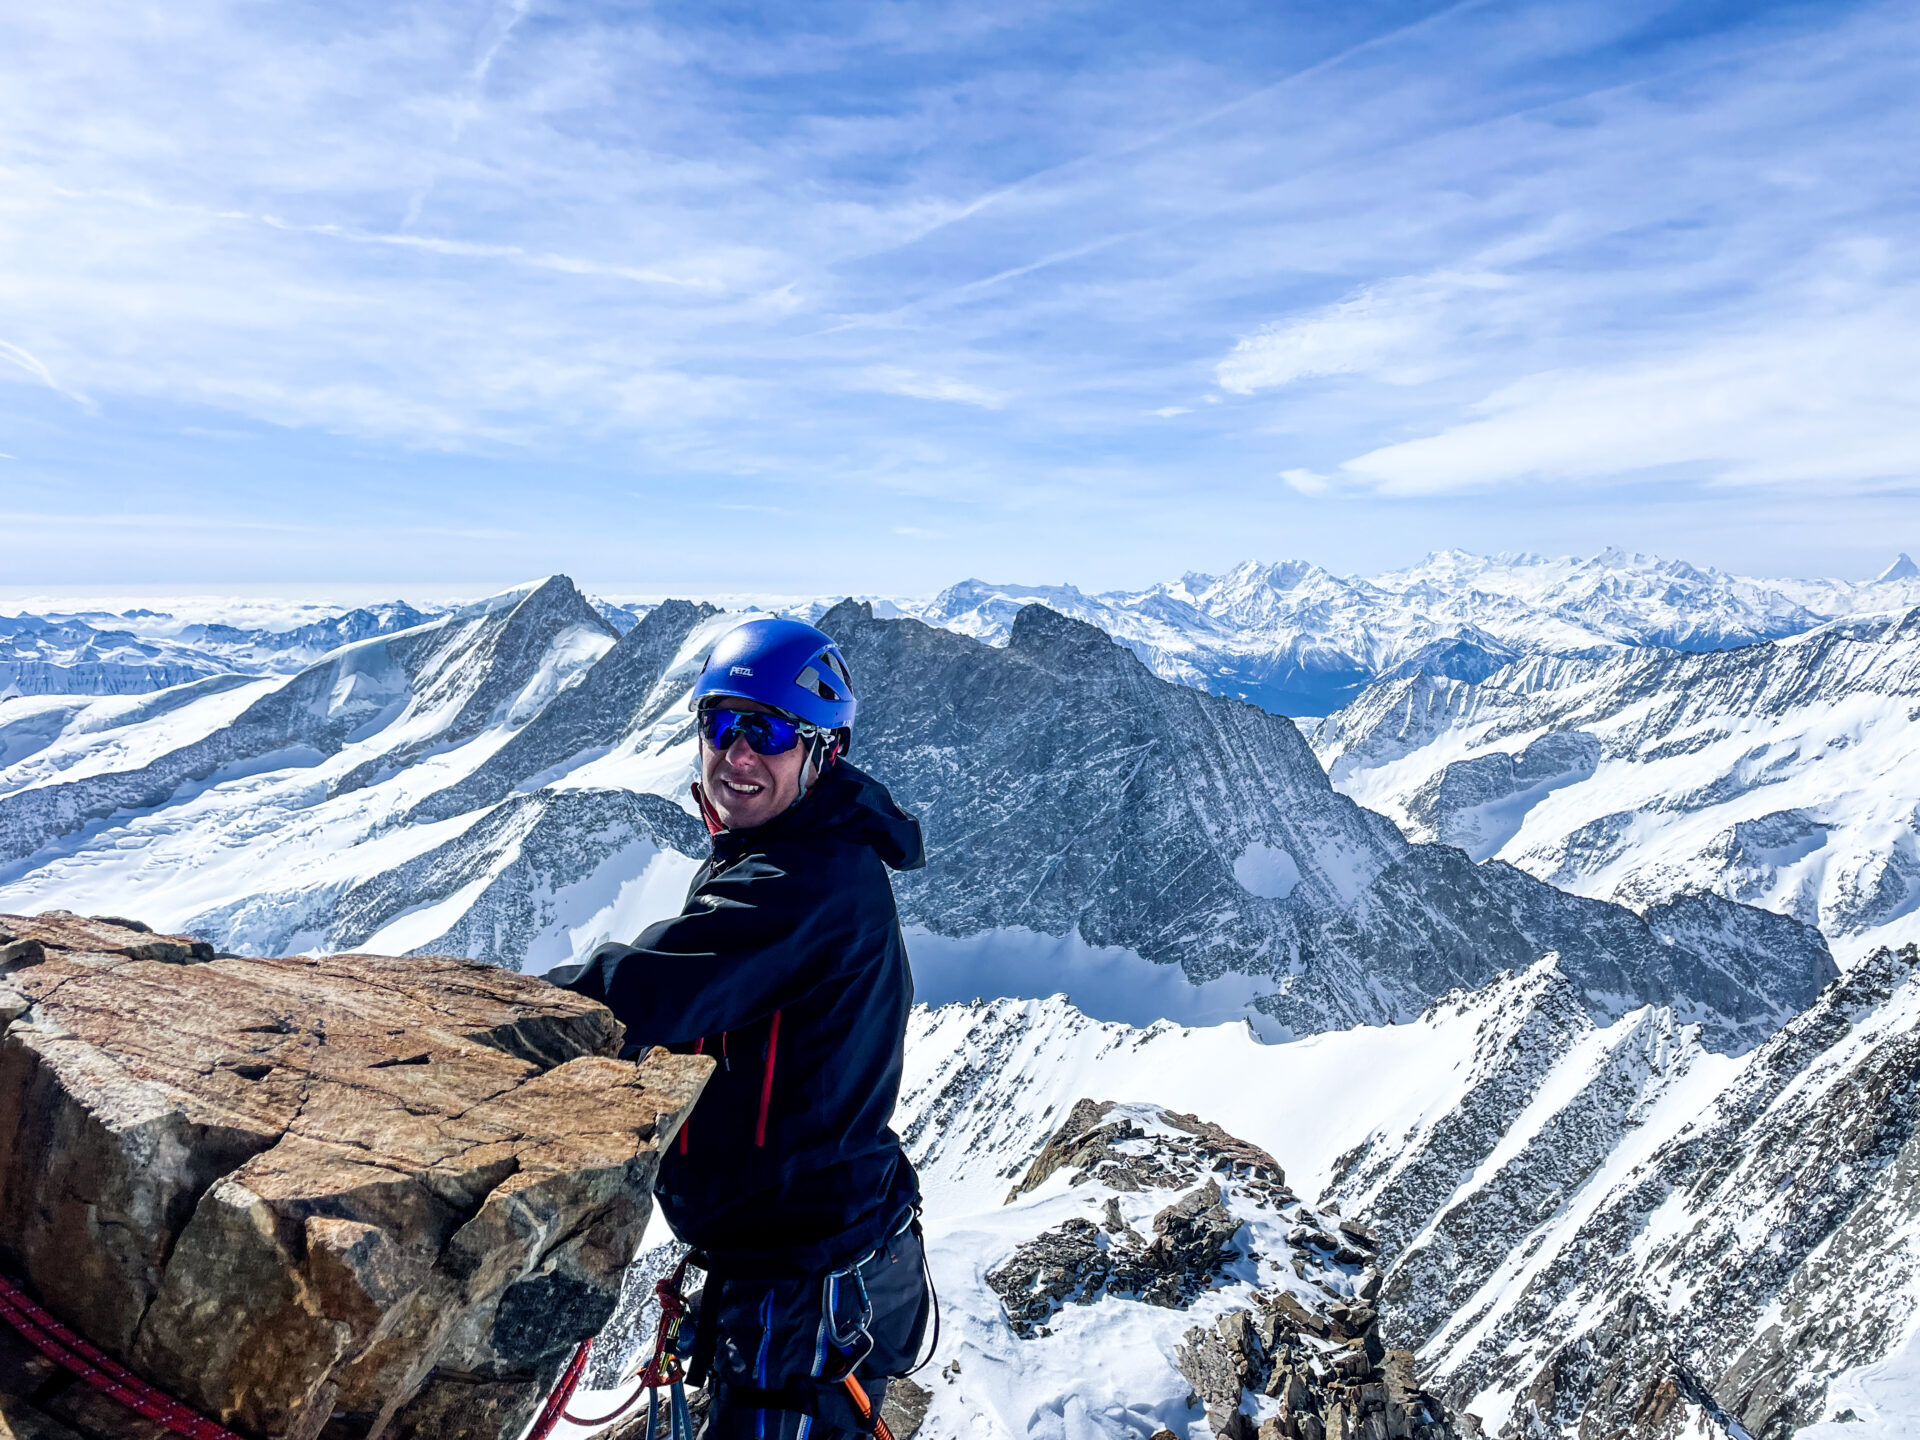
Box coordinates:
[711,760,926,871]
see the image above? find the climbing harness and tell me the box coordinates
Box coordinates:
[0,1270,246,1440]
[531,1211,933,1439]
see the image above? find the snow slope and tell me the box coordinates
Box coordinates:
[0,579,715,967]
[883,940,1920,1438]
[0,585,1830,1057]
[1316,608,1920,964]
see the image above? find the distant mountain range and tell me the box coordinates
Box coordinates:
[0,601,438,696]
[0,578,1830,1051]
[8,550,1918,714]
[903,549,1920,714]
[1315,607,1920,966]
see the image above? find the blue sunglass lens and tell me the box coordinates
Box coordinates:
[701,708,804,755]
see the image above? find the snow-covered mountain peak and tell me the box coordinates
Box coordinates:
[1174,559,1360,629]
[1319,599,1920,964]
[881,548,1920,715]
[1878,552,1920,583]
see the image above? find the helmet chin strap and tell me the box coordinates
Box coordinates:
[796,732,844,801]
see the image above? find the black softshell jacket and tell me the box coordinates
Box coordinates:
[549,761,926,1279]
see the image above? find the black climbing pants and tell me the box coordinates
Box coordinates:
[701,1218,931,1439]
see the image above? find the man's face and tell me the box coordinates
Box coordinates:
[700,699,808,830]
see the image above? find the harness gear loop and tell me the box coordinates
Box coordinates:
[687,1255,724,1391]
[900,1208,942,1379]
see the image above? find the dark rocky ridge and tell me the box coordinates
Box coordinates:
[1323,944,1920,1439]
[820,601,1834,1050]
[0,577,615,869]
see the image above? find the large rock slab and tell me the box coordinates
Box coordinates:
[0,912,710,1440]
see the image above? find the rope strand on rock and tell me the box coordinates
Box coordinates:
[0,1271,246,1440]
[526,1336,597,1440]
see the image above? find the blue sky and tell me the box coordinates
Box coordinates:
[2,0,1917,594]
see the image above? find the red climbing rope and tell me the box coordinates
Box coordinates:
[0,1271,246,1440]
[526,1335,597,1440]
[553,1261,696,1431]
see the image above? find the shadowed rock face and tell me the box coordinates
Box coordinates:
[0,911,709,1440]
[820,601,1835,1051]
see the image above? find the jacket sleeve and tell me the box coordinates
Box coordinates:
[548,849,852,1049]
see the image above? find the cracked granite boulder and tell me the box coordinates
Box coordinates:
[0,911,710,1440]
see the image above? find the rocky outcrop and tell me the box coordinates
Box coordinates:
[984,1099,1463,1440]
[989,1101,1286,1336]
[0,911,709,1440]
[1177,1308,1460,1440]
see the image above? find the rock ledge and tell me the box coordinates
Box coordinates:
[0,912,709,1440]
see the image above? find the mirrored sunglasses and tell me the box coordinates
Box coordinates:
[698,706,812,756]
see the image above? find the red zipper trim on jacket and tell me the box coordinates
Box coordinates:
[692,782,726,836]
[680,1037,706,1154]
[755,1009,781,1148]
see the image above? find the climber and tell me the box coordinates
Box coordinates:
[549,617,932,1439]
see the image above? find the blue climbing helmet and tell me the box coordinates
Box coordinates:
[689,617,858,735]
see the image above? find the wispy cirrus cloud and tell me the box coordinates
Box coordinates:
[0,338,91,409]
[1342,289,1920,494]
[1216,274,1507,393]
[1,0,1916,586]
[859,366,1007,409]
